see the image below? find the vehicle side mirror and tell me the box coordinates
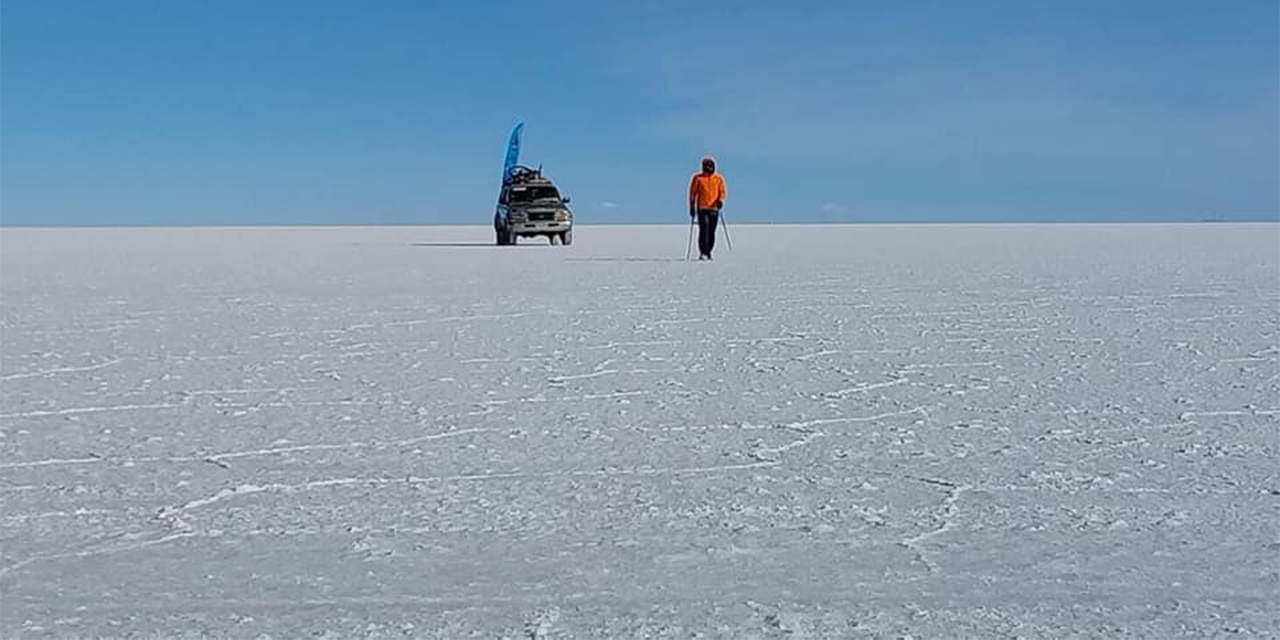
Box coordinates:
[563,197,570,204]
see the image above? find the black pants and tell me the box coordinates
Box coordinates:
[696,209,720,257]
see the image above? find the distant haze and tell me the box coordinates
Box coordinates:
[2,1,1277,226]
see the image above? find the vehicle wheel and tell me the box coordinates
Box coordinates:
[549,234,559,246]
[495,228,508,245]
[561,230,572,246]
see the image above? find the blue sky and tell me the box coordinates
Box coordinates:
[2,0,1277,225]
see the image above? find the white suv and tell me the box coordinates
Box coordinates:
[494,166,573,246]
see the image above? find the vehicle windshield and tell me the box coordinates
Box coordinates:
[509,186,560,203]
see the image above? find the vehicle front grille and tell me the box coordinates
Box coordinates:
[528,211,556,221]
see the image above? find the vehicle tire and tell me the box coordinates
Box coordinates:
[549,234,559,246]
[561,230,572,246]
[495,228,508,245]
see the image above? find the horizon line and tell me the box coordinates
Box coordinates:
[2,219,1277,231]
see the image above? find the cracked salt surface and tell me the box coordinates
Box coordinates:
[2,223,1277,638]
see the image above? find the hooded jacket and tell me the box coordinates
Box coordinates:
[689,158,726,210]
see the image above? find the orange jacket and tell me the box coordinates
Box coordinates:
[689,172,726,210]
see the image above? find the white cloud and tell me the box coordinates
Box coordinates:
[821,202,850,215]
[599,200,619,209]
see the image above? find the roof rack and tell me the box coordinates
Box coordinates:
[504,164,543,184]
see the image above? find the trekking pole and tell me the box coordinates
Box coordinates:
[719,210,732,250]
[686,214,696,260]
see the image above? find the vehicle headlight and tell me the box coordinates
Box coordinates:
[555,211,568,221]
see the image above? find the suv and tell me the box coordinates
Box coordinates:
[494,166,573,246]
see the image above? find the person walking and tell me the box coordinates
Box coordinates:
[688,156,727,260]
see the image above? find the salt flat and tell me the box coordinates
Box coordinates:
[1,223,1277,638]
